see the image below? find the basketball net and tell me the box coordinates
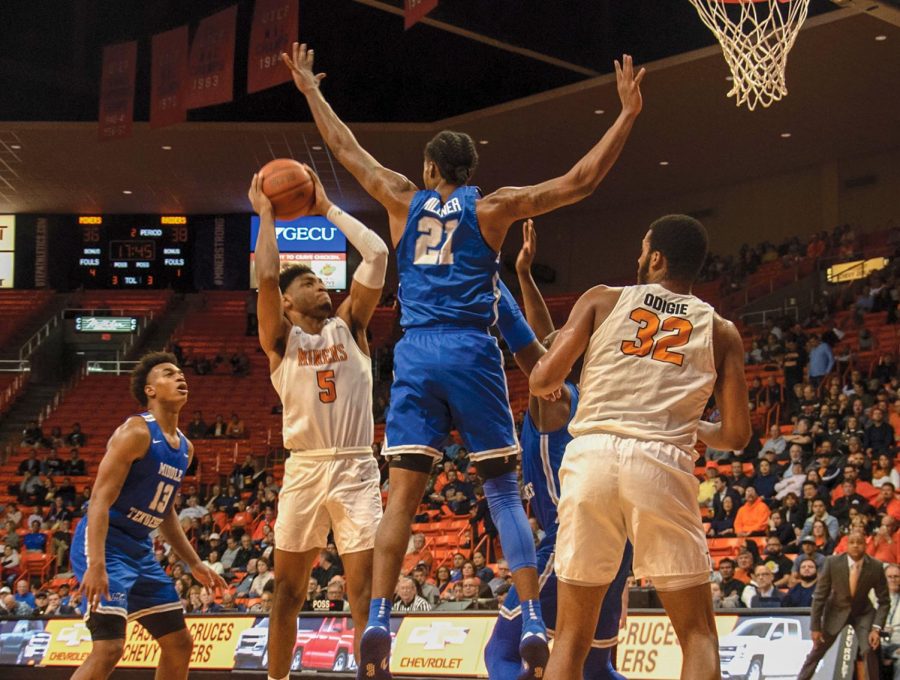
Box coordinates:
[688,0,810,110]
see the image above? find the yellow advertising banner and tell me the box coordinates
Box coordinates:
[392,616,494,677]
[616,615,738,679]
[42,617,256,669]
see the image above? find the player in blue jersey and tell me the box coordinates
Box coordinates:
[71,352,226,680]
[486,220,632,680]
[283,43,645,680]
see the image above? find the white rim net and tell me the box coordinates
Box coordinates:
[688,0,810,110]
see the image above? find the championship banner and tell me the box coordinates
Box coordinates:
[247,0,298,94]
[98,41,137,140]
[186,4,237,110]
[150,25,189,128]
[391,616,491,676]
[404,0,439,29]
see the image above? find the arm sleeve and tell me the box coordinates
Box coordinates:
[326,204,388,289]
[495,280,537,354]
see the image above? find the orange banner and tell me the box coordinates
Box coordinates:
[98,41,137,140]
[247,0,298,94]
[150,25,189,128]
[186,5,237,110]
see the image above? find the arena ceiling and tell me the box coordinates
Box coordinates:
[0,3,898,216]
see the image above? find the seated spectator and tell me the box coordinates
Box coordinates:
[251,507,276,543]
[206,414,228,438]
[412,565,441,605]
[733,549,757,584]
[432,461,457,496]
[42,449,65,477]
[230,351,250,376]
[202,550,225,576]
[220,536,241,574]
[867,515,900,564]
[3,503,22,528]
[44,591,78,617]
[1,545,20,586]
[864,407,895,455]
[178,495,209,523]
[0,590,31,616]
[235,559,259,597]
[46,426,64,450]
[708,495,737,537]
[752,459,779,499]
[734,487,770,536]
[715,558,746,602]
[51,519,71,567]
[226,413,246,439]
[832,480,874,524]
[801,498,841,541]
[56,476,77,506]
[394,575,432,612]
[46,496,71,525]
[65,423,86,448]
[232,533,259,572]
[833,464,880,506]
[20,421,46,448]
[17,449,41,475]
[434,565,452,594]
[220,590,245,613]
[697,463,719,506]
[783,558,818,607]
[401,533,433,576]
[303,577,322,610]
[447,489,471,515]
[774,463,805,501]
[471,551,494,583]
[326,577,350,612]
[767,511,797,550]
[186,411,207,440]
[197,587,222,614]
[784,417,814,456]
[312,551,343,588]
[23,520,47,552]
[743,564,784,608]
[231,500,254,531]
[18,470,45,506]
[881,483,900,522]
[249,591,274,614]
[873,456,900,493]
[14,579,35,608]
[761,536,793,587]
[759,424,787,459]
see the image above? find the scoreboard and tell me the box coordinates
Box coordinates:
[76,215,191,288]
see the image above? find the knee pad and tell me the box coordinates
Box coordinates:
[139,608,188,639]
[86,611,127,641]
[483,472,536,572]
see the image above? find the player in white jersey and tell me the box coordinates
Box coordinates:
[531,215,751,680]
[248,170,388,680]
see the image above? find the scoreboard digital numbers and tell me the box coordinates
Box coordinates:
[77,215,191,288]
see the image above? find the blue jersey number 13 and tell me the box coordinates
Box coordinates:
[414,217,458,265]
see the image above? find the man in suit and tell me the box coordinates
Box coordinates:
[798,530,890,680]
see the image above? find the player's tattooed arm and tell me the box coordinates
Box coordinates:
[283,43,417,230]
[697,316,752,451]
[81,417,149,610]
[249,174,291,372]
[477,55,644,246]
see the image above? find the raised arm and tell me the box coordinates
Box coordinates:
[282,43,417,234]
[80,417,148,611]
[249,174,291,373]
[515,219,555,342]
[697,316,753,451]
[530,286,610,398]
[477,56,645,242]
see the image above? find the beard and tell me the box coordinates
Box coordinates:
[800,575,816,585]
[637,257,650,284]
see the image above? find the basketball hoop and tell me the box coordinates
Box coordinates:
[688,0,810,110]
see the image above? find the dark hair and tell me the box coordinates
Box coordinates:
[718,557,735,568]
[424,131,478,185]
[279,264,315,293]
[130,351,179,407]
[647,214,709,282]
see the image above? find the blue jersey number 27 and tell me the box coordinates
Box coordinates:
[414,217,458,266]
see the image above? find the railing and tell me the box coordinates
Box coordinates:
[0,363,29,415]
[85,360,141,375]
[740,306,799,327]
[37,364,87,426]
[18,313,60,361]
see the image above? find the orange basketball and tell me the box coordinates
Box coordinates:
[259,158,315,219]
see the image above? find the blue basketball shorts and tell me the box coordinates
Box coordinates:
[71,520,182,622]
[384,327,519,462]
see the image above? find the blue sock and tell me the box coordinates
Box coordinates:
[483,472,537,573]
[520,598,546,637]
[366,597,391,630]
[585,647,625,680]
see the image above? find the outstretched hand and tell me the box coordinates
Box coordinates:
[516,219,537,275]
[615,54,645,117]
[282,42,326,95]
[304,165,333,216]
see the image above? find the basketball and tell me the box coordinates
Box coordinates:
[259,158,315,219]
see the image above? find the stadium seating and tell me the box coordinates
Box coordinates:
[0,289,55,349]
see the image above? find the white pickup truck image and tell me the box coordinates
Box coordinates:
[719,617,813,680]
